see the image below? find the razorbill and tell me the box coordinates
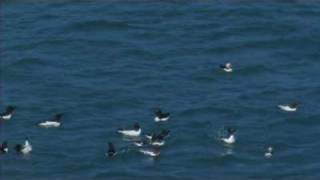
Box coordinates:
[154,109,170,122]
[278,103,297,112]
[0,106,15,120]
[0,141,8,154]
[145,129,170,140]
[38,113,63,128]
[220,62,233,72]
[264,146,273,158]
[117,123,141,136]
[15,138,32,154]
[150,135,165,146]
[221,128,236,144]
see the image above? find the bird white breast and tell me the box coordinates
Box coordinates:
[151,141,165,146]
[154,116,169,122]
[223,68,233,72]
[118,129,141,136]
[3,148,8,153]
[39,121,61,128]
[222,135,235,144]
[278,105,296,112]
[22,143,32,154]
[1,114,12,120]
[264,152,272,158]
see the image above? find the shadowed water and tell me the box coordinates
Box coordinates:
[1,1,320,180]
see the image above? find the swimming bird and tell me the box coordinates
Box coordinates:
[0,141,8,154]
[264,146,273,158]
[154,109,170,122]
[278,103,297,112]
[106,142,117,157]
[38,113,63,128]
[221,128,236,144]
[150,135,165,146]
[220,62,233,72]
[117,123,141,137]
[0,106,15,120]
[145,129,170,140]
[139,148,160,157]
[15,138,32,154]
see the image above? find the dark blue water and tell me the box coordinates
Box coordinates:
[1,1,320,179]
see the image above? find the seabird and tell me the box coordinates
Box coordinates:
[221,128,236,144]
[146,129,170,140]
[220,62,233,72]
[154,109,170,122]
[0,141,8,154]
[150,135,165,146]
[117,123,141,137]
[278,103,298,112]
[0,106,15,120]
[38,113,63,128]
[264,146,273,158]
[15,138,32,154]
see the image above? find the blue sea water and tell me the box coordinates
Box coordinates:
[1,0,320,179]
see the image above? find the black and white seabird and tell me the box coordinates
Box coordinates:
[38,113,63,128]
[150,135,165,146]
[0,106,15,120]
[221,128,236,144]
[154,109,170,122]
[15,138,32,154]
[278,103,298,112]
[117,123,141,136]
[220,62,233,72]
[146,129,170,140]
[0,141,8,154]
[264,146,273,158]
[106,142,117,157]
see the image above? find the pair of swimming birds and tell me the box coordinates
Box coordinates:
[116,109,170,137]
[0,138,32,155]
[107,142,161,157]
[109,129,170,157]
[0,106,63,128]
[220,128,273,158]
[115,122,170,157]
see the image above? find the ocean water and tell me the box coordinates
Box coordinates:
[1,1,320,180]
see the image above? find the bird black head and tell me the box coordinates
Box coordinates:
[133,123,140,130]
[220,64,226,69]
[6,106,15,113]
[154,108,162,115]
[15,144,22,152]
[227,127,236,135]
[55,113,63,121]
[290,103,298,108]
[2,141,8,148]
[0,141,8,153]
